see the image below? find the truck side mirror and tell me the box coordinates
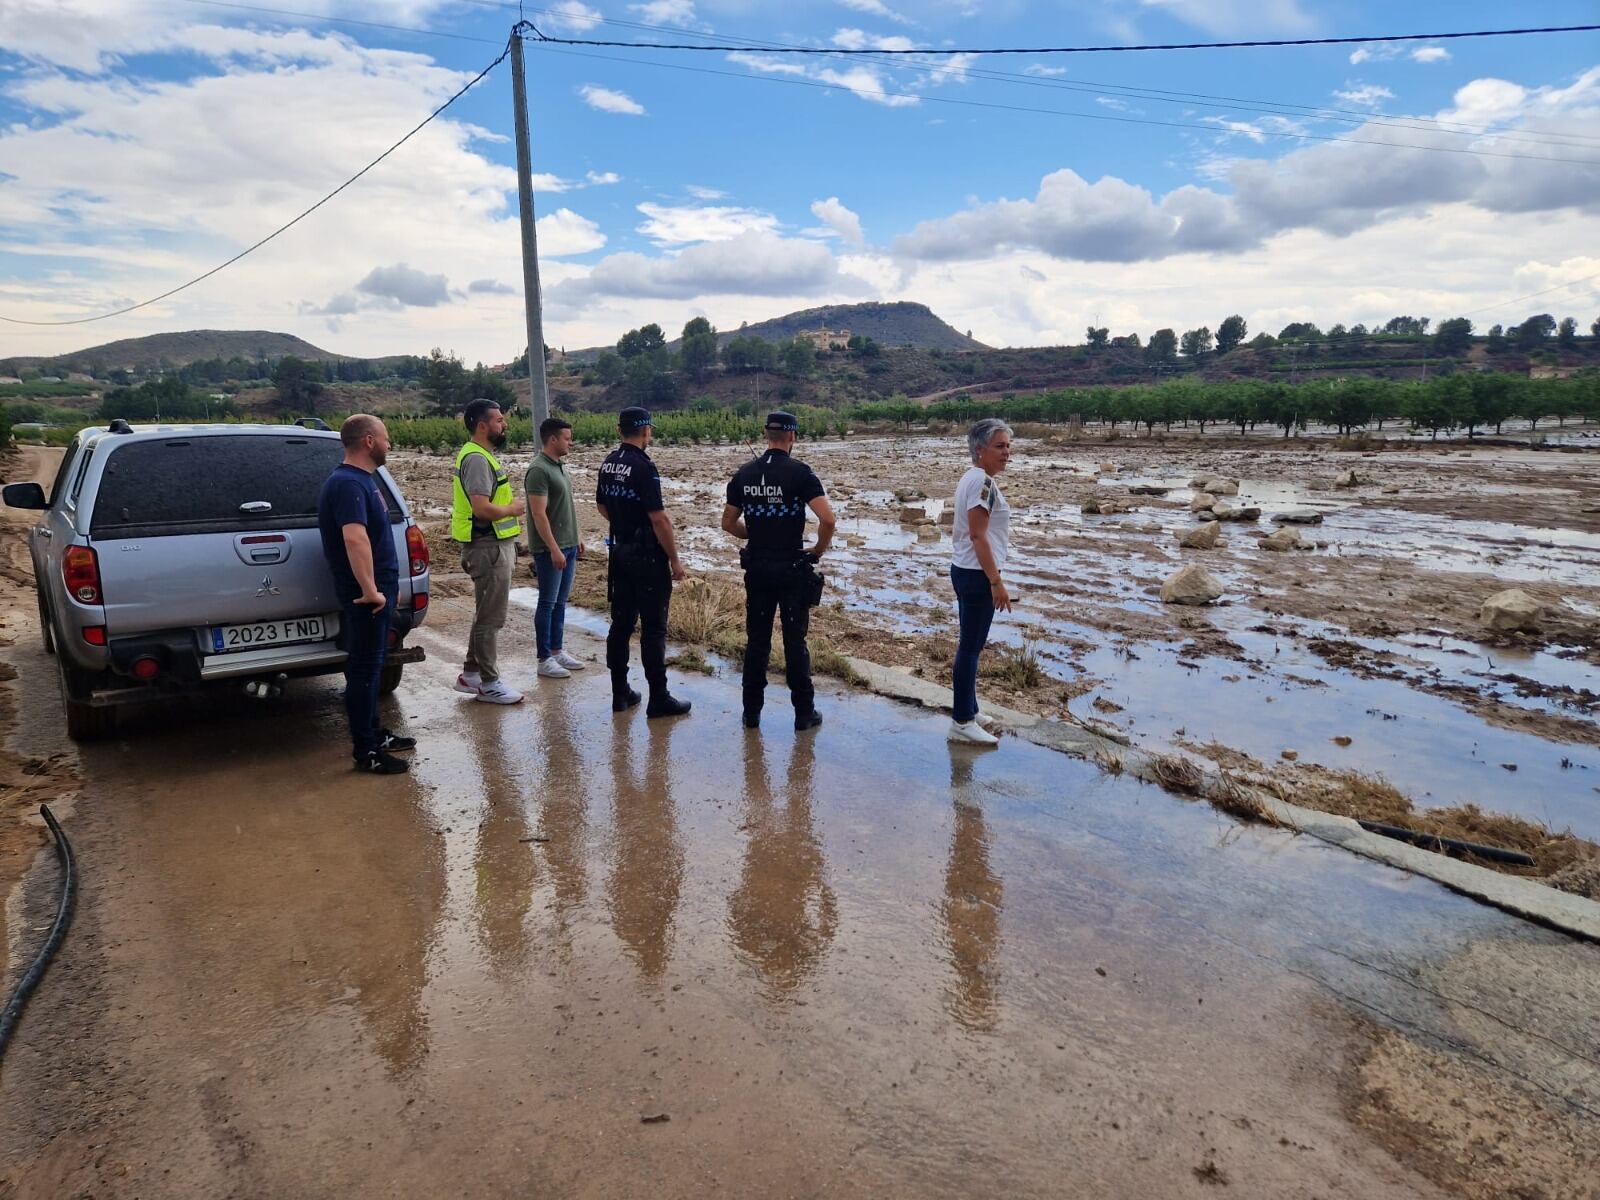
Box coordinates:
[2,482,48,510]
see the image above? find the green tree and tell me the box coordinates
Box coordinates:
[679,317,719,380]
[272,356,324,415]
[779,336,816,378]
[1215,314,1247,354]
[1085,326,1109,349]
[421,348,469,415]
[1514,313,1556,349]
[1324,380,1375,435]
[1145,328,1177,362]
[1557,317,1578,347]
[468,364,515,410]
[1469,373,1516,435]
[1485,324,1506,352]
[1179,326,1213,358]
[1590,317,1600,340]
[617,323,668,365]
[1432,317,1473,355]
[594,351,624,385]
[1278,322,1320,341]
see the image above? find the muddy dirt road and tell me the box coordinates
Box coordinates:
[3,581,1598,1198]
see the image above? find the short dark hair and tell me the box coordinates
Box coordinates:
[539,417,572,444]
[463,398,502,434]
[340,413,381,449]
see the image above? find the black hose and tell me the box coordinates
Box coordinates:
[0,804,77,1064]
[1357,819,1537,867]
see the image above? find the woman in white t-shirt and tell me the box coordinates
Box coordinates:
[947,418,1013,745]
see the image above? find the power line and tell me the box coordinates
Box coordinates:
[1459,270,1600,319]
[531,43,1600,166]
[0,37,513,327]
[525,22,1600,57]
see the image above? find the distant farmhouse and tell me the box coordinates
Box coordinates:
[1528,365,1578,380]
[794,328,851,352]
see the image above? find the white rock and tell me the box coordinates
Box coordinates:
[1272,508,1324,525]
[1259,526,1304,552]
[1202,476,1240,495]
[1189,492,1216,512]
[1160,564,1224,605]
[1479,589,1545,633]
[1178,521,1221,550]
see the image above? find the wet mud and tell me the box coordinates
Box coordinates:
[1,593,1597,1197]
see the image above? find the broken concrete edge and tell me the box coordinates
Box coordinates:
[840,655,1600,945]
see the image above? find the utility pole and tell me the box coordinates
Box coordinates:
[510,31,551,427]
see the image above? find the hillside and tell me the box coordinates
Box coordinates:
[725,302,987,351]
[11,329,346,372]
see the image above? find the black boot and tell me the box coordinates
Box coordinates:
[742,709,761,729]
[613,687,642,712]
[646,692,692,719]
[794,709,823,732]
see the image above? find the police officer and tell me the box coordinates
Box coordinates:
[452,398,526,705]
[596,407,692,718]
[721,411,836,731]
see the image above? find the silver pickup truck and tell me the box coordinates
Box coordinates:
[2,419,430,739]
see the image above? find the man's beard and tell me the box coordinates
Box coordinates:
[491,432,508,450]
[371,447,387,467]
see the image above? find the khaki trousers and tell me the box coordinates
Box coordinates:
[461,539,515,683]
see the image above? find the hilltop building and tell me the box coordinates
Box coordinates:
[795,328,851,352]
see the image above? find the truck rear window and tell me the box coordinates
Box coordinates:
[89,435,401,537]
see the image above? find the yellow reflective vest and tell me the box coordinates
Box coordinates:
[451,442,522,543]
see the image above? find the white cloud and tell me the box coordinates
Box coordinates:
[1025,64,1067,77]
[817,65,920,107]
[1412,46,1451,64]
[1138,0,1312,35]
[586,171,622,186]
[636,202,779,245]
[832,28,915,52]
[546,1,602,32]
[357,262,449,307]
[579,85,647,115]
[536,209,608,257]
[685,185,728,200]
[837,0,913,25]
[810,197,866,247]
[630,0,696,22]
[1334,82,1395,109]
[551,230,862,305]
[468,279,517,295]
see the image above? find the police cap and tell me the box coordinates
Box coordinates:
[619,406,653,433]
[764,410,799,433]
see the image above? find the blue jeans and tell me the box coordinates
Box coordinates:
[950,565,995,724]
[533,547,578,659]
[342,584,396,758]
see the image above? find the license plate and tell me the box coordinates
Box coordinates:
[210,614,336,653]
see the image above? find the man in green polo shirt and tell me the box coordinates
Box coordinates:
[527,416,588,679]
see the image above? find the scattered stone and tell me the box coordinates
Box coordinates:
[1177,521,1221,550]
[1190,492,1217,512]
[1128,484,1170,496]
[898,504,927,524]
[1335,469,1363,488]
[1382,485,1401,495]
[1091,697,1124,714]
[1082,496,1125,515]
[1259,526,1306,552]
[915,524,941,541]
[1210,504,1261,522]
[1201,476,1240,495]
[1272,509,1323,525]
[1280,749,1299,761]
[938,503,956,526]
[1331,735,1353,747]
[894,487,926,502]
[1099,462,1117,474]
[1160,564,1224,606]
[1479,588,1545,633]
[1500,762,1518,772]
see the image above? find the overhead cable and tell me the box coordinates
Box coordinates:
[0,36,513,326]
[524,22,1600,57]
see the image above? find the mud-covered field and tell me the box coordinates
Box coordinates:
[392,431,1600,861]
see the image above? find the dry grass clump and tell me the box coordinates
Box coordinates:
[980,639,1047,690]
[665,648,714,675]
[1093,750,1125,776]
[668,575,745,645]
[1208,772,1280,827]
[1150,752,1204,795]
[811,638,865,686]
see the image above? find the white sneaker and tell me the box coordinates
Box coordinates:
[537,658,572,679]
[975,711,998,731]
[554,650,588,671]
[454,672,484,695]
[475,679,524,705]
[948,719,1000,745]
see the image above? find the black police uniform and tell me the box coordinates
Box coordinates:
[726,429,825,724]
[597,410,673,706]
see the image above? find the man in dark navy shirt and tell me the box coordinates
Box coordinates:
[596,406,692,719]
[317,414,414,774]
[722,411,836,731]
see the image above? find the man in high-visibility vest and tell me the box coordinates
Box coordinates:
[452,398,527,704]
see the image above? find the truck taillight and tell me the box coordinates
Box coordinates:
[63,546,103,605]
[406,525,430,576]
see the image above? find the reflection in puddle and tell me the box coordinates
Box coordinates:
[943,752,1003,1032]
[605,719,684,983]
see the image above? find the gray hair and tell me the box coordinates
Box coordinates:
[967,417,1013,463]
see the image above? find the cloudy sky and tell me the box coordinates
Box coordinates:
[2,0,1598,363]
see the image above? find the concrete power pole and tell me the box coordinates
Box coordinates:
[510,32,551,427]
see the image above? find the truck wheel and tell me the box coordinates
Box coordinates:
[379,662,404,696]
[58,658,115,741]
[38,592,55,656]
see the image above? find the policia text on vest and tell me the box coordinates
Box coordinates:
[722,411,837,733]
[596,407,693,720]
[452,400,527,705]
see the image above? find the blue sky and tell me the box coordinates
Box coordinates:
[2,1,1598,362]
